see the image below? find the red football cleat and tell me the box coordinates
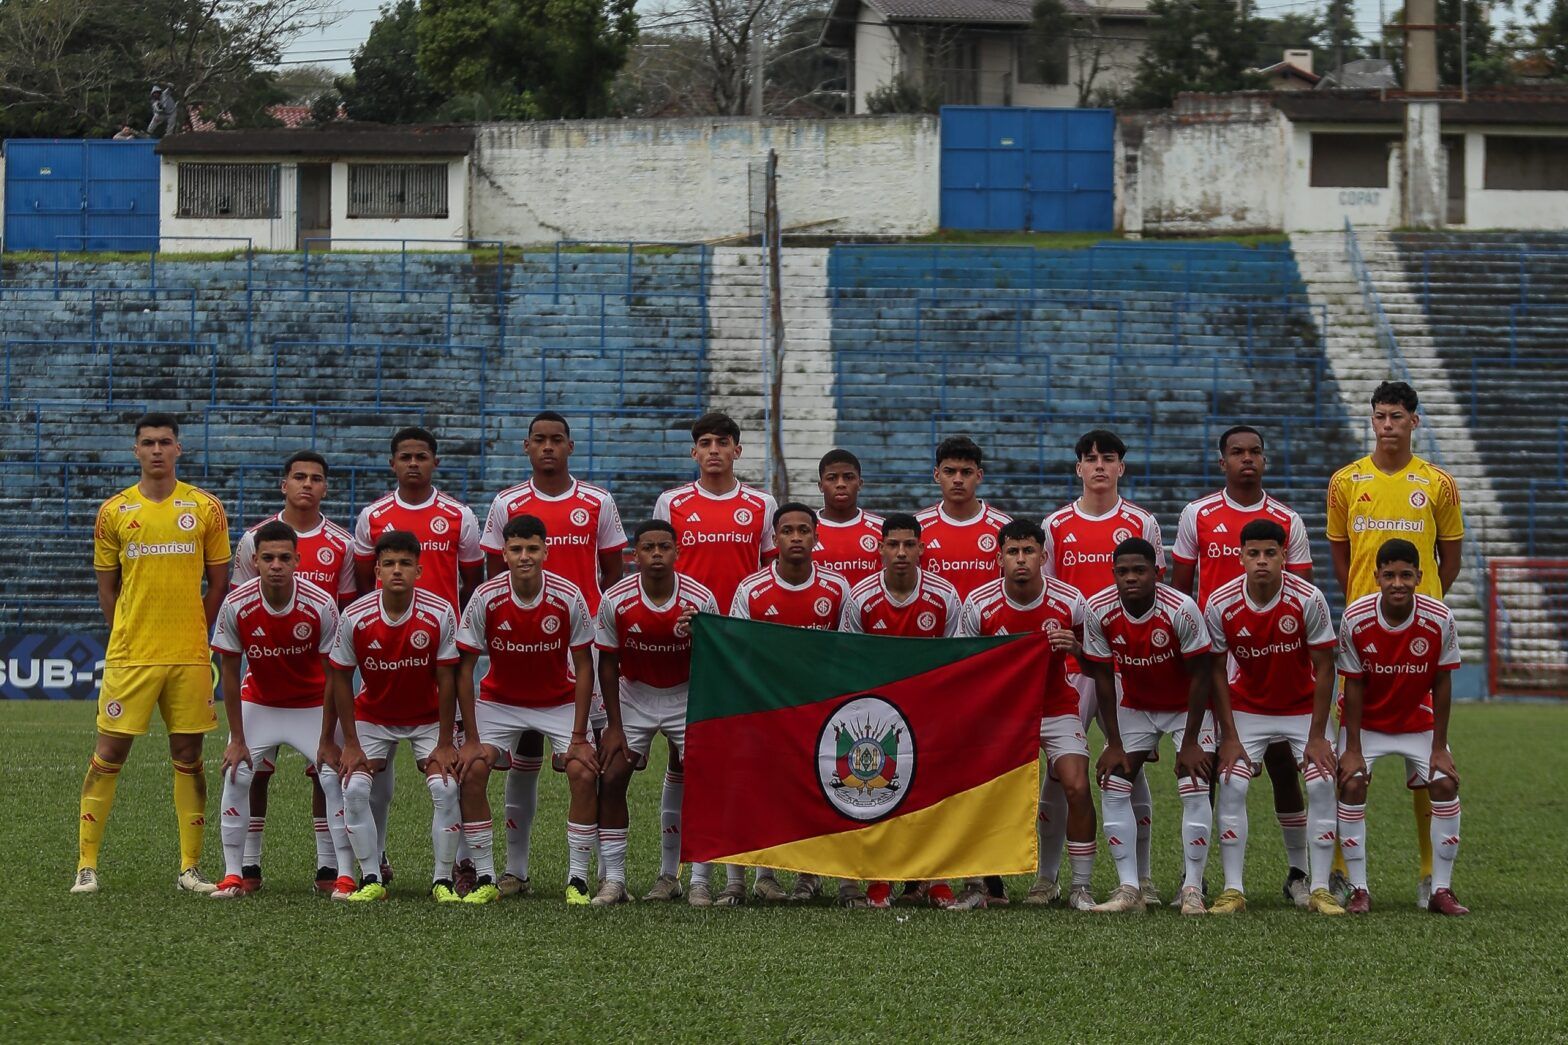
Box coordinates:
[1346,888,1372,914]
[1428,888,1470,916]
[866,881,893,908]
[928,883,956,908]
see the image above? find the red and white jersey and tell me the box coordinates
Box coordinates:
[1205,573,1335,717]
[730,564,851,631]
[915,501,1013,600]
[211,577,338,708]
[456,571,593,708]
[1173,490,1312,609]
[958,577,1085,718]
[813,509,884,587]
[352,489,483,613]
[1042,498,1166,598]
[841,570,961,638]
[330,589,459,727]
[231,513,355,601]
[595,573,720,691]
[653,481,777,611]
[478,478,626,612]
[1336,593,1460,734]
[1082,583,1210,713]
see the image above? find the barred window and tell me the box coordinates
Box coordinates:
[1484,136,1568,191]
[347,163,449,219]
[176,163,280,218]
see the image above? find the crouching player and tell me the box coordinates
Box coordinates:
[1205,520,1343,915]
[454,516,599,905]
[210,520,352,898]
[1336,539,1467,916]
[331,531,462,902]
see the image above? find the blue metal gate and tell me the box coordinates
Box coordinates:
[3,139,160,252]
[940,107,1114,232]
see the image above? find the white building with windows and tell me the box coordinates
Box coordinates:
[155,124,473,251]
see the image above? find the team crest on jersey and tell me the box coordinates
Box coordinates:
[177,513,197,531]
[1278,615,1299,635]
[1044,618,1063,633]
[734,508,753,526]
[541,615,560,635]
[1410,637,1430,657]
[1113,527,1132,544]
[317,546,336,564]
[293,622,312,640]
[410,630,430,650]
[813,597,833,617]
[430,516,450,535]
[1409,490,1428,508]
[1151,627,1170,649]
[978,533,997,553]
[916,611,937,632]
[818,695,912,822]
[570,507,591,527]
[859,534,879,552]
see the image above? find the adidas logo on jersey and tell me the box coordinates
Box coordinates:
[497,620,513,631]
[628,623,642,633]
[1113,635,1127,645]
[1213,523,1228,533]
[1063,533,1078,543]
[687,512,702,522]
[765,605,780,617]
[1358,492,1373,503]
[252,627,266,637]
[1364,642,1377,653]
[368,639,383,650]
[927,539,942,549]
[872,620,888,630]
[1237,626,1251,637]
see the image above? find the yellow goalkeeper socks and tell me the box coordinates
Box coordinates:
[79,755,124,870]
[173,759,208,871]
[1414,787,1435,879]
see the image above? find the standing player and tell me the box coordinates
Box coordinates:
[814,449,883,587]
[332,531,462,902]
[478,411,626,898]
[841,512,961,909]
[454,516,599,905]
[1335,539,1467,916]
[916,436,1012,601]
[210,521,348,899]
[595,521,719,906]
[652,412,776,905]
[230,451,356,895]
[1041,429,1165,904]
[1081,538,1214,915]
[954,520,1097,912]
[1205,520,1343,915]
[1326,381,1464,907]
[74,413,229,895]
[731,503,853,904]
[1172,425,1317,906]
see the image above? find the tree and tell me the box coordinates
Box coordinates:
[1125,0,1265,108]
[336,0,445,122]
[1384,0,1517,87]
[1320,0,1362,72]
[1534,0,1568,75]
[1252,12,1323,68]
[1031,0,1117,107]
[274,63,340,104]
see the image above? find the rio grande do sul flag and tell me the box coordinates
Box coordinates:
[680,615,1046,880]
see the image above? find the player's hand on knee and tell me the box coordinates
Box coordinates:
[222,739,252,783]
[566,738,599,775]
[427,742,458,783]
[1096,743,1131,787]
[457,740,488,781]
[597,726,630,774]
[1176,740,1212,783]
[1215,738,1246,782]
[317,738,342,776]
[1429,748,1459,789]
[1336,749,1366,790]
[340,742,368,780]
[1302,736,1336,780]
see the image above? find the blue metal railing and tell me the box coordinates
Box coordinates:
[4,337,218,407]
[551,241,710,300]
[1419,247,1568,314]
[46,235,254,299]
[1507,303,1568,362]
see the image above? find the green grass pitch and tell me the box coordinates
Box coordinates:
[3,701,1565,1041]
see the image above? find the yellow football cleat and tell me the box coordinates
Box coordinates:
[1308,888,1347,915]
[346,880,387,903]
[1208,888,1247,914]
[431,882,461,903]
[565,879,592,906]
[463,882,501,905]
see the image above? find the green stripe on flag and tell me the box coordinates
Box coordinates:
[687,614,1026,724]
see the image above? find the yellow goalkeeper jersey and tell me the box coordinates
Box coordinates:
[93,481,230,666]
[1325,453,1463,603]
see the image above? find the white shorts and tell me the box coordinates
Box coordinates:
[1068,671,1097,728]
[357,721,440,765]
[1337,728,1448,787]
[241,702,324,770]
[1119,705,1217,756]
[1230,710,1330,766]
[621,681,689,761]
[1041,714,1090,766]
[475,700,588,761]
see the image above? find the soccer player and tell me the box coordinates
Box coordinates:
[1205,520,1343,915]
[230,450,356,895]
[331,531,462,902]
[74,412,229,895]
[1081,538,1214,915]
[814,449,883,587]
[652,411,776,905]
[1335,539,1467,916]
[210,521,349,899]
[954,520,1097,912]
[841,512,961,909]
[1326,381,1464,907]
[1040,428,1164,904]
[1172,425,1317,906]
[595,521,720,906]
[731,502,854,904]
[478,411,626,898]
[916,435,1012,601]
[454,515,599,905]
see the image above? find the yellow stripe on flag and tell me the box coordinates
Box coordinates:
[709,761,1039,880]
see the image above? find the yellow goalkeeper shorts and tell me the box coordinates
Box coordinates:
[97,664,218,736]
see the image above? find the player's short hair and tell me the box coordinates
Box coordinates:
[1076,428,1126,459]
[880,512,921,540]
[1239,519,1286,547]
[134,411,179,437]
[634,519,676,543]
[528,411,570,438]
[283,450,328,477]
[252,519,297,548]
[997,519,1046,548]
[1375,538,1421,570]
[502,514,548,543]
[934,435,983,468]
[691,412,741,443]
[1218,425,1264,454]
[773,502,817,528]
[374,529,421,560]
[1113,536,1158,565]
[818,448,862,476]
[1371,381,1419,413]
[390,426,437,456]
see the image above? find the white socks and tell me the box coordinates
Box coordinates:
[463,820,495,881]
[1277,810,1309,872]
[1177,776,1212,890]
[370,758,395,861]
[1429,797,1462,891]
[425,773,461,883]
[592,824,621,885]
[1038,773,1068,883]
[1303,766,1337,892]
[1337,801,1368,889]
[660,771,684,879]
[1099,774,1139,888]
[341,771,380,878]
[1067,840,1096,888]
[1132,770,1154,881]
[1216,762,1253,892]
[504,757,542,880]
[219,759,257,879]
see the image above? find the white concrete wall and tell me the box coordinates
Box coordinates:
[159,155,299,251]
[1283,124,1403,231]
[1129,97,1288,234]
[470,117,940,243]
[852,8,902,113]
[1462,129,1568,229]
[328,156,469,249]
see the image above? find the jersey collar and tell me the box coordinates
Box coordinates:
[880,570,924,608]
[1072,497,1124,523]
[525,478,578,502]
[259,581,299,617]
[816,509,864,529]
[1220,489,1268,512]
[393,488,440,511]
[638,576,682,613]
[378,594,417,627]
[935,501,988,527]
[1374,596,1418,634]
[771,563,818,591]
[691,480,742,501]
